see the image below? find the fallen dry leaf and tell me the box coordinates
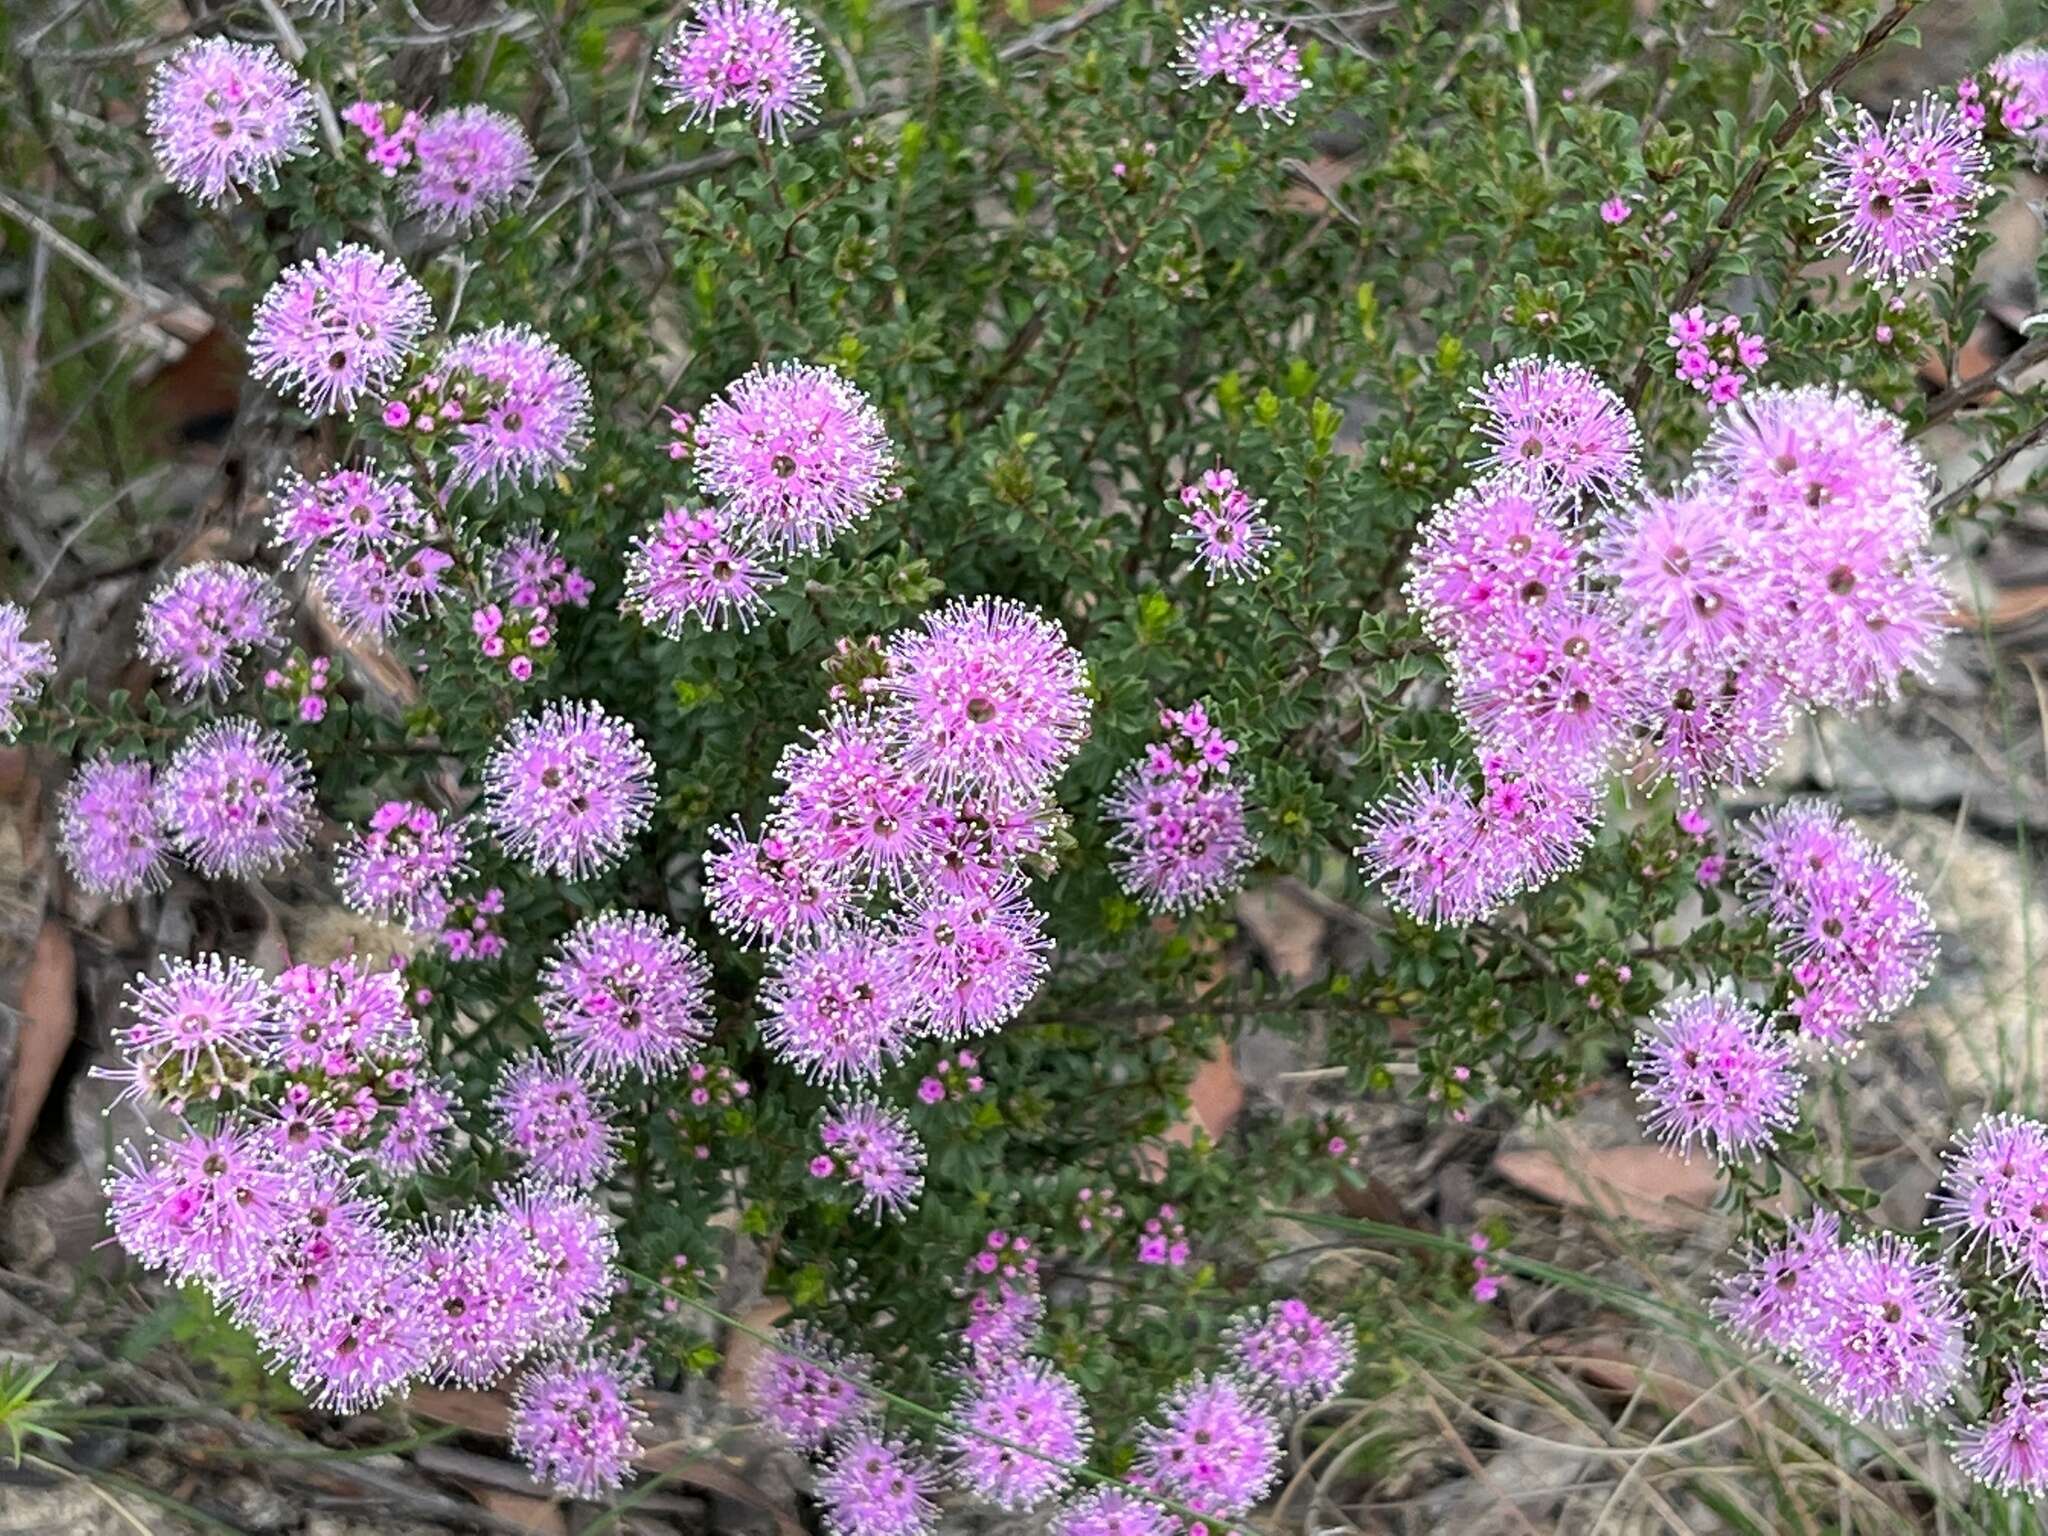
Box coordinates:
[0,921,75,1196]
[1492,1141,1721,1231]
[717,1296,792,1406]
[1955,585,2048,633]
[470,1487,567,1535]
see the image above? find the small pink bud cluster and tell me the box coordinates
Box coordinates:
[342,99,422,175]
[959,1230,1045,1375]
[1979,50,2048,161]
[436,885,508,962]
[663,1060,752,1160]
[1137,1205,1192,1269]
[1470,1231,1504,1302]
[477,530,591,684]
[915,1049,984,1105]
[1074,1189,1192,1269]
[263,652,333,724]
[1666,306,1767,406]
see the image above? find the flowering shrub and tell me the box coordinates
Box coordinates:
[11,0,2048,1523]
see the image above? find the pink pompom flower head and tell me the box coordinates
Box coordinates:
[771,711,935,894]
[406,106,536,232]
[1931,1113,2048,1286]
[1735,801,1937,1054]
[103,954,277,1114]
[1134,1372,1282,1519]
[249,245,435,419]
[1796,1232,1967,1429]
[510,1352,649,1500]
[417,1208,550,1388]
[749,1323,873,1453]
[58,754,172,900]
[945,1359,1091,1509]
[816,1428,941,1536]
[0,602,56,738]
[1405,476,1580,654]
[622,506,786,635]
[692,362,897,555]
[815,1097,926,1219]
[1630,993,1804,1163]
[138,562,289,700]
[433,324,593,495]
[279,1249,434,1414]
[1955,1363,2048,1498]
[1104,701,1255,915]
[492,1054,621,1189]
[159,719,317,879]
[1173,466,1276,583]
[1470,356,1641,505]
[496,1183,618,1342]
[146,38,314,205]
[879,596,1091,795]
[1354,752,1600,929]
[334,800,472,931]
[1223,1296,1359,1410]
[703,821,852,949]
[1813,93,1988,287]
[657,0,825,143]
[538,910,714,1081]
[894,881,1052,1038]
[1173,9,1309,125]
[759,924,915,1084]
[1710,1209,1843,1354]
[482,699,656,879]
[105,1119,296,1287]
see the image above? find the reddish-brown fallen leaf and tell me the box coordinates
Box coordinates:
[0,922,75,1196]
[469,1487,567,1535]
[1492,1140,1721,1231]
[408,1385,512,1437]
[1954,586,2048,633]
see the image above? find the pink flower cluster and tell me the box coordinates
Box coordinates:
[1104,701,1253,913]
[349,101,538,232]
[1370,365,1948,925]
[138,562,288,699]
[1978,49,2048,162]
[146,39,314,204]
[1631,992,1805,1161]
[335,800,473,932]
[1173,466,1276,583]
[249,245,435,420]
[1173,9,1309,125]
[812,1097,927,1218]
[1666,306,1767,406]
[1736,802,1938,1055]
[0,603,54,740]
[482,698,656,878]
[702,597,1085,1153]
[1716,1212,1966,1430]
[270,465,453,639]
[1813,93,1988,287]
[657,0,825,143]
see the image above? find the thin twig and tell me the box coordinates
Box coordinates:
[1917,331,2048,432]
